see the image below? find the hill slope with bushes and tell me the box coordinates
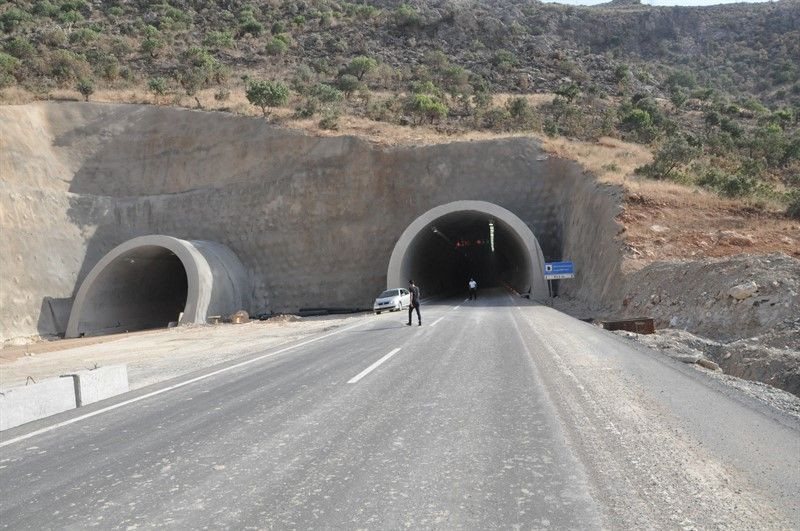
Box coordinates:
[1,0,798,215]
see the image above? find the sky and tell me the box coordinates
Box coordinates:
[540,1,776,5]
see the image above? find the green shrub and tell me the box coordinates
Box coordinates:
[5,37,35,61]
[481,106,511,130]
[70,28,100,45]
[614,64,631,83]
[336,74,361,98]
[319,108,341,130]
[293,97,318,118]
[786,189,800,220]
[203,30,235,49]
[405,93,447,125]
[555,83,580,103]
[76,78,94,101]
[246,79,289,118]
[239,11,264,37]
[49,50,90,85]
[638,135,700,181]
[271,21,285,34]
[394,4,422,28]
[0,52,21,87]
[140,26,165,58]
[506,97,535,128]
[310,83,343,104]
[33,0,60,17]
[0,8,33,31]
[148,76,168,100]
[492,50,517,72]
[58,10,84,23]
[697,168,758,198]
[266,37,288,56]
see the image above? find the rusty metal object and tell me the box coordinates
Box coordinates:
[602,317,655,335]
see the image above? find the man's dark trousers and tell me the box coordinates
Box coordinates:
[408,302,421,325]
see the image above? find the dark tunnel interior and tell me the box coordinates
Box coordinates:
[75,246,189,336]
[399,211,532,298]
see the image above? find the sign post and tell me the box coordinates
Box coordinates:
[544,261,575,298]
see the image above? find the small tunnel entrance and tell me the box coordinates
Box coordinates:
[67,235,251,339]
[75,246,189,336]
[387,201,547,298]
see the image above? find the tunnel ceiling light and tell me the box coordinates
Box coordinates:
[489,220,495,252]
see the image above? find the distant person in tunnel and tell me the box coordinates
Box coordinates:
[407,280,421,326]
[468,278,477,300]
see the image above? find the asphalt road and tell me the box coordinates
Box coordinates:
[1,290,798,529]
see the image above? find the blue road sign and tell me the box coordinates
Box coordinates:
[544,261,575,280]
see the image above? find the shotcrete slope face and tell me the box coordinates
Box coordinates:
[388,202,547,297]
[1,103,624,342]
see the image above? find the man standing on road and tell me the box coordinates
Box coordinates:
[407,280,421,326]
[468,278,477,300]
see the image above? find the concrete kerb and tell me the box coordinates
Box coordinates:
[68,365,130,407]
[386,200,548,298]
[0,377,77,431]
[0,365,130,431]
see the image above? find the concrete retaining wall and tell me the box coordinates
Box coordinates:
[0,377,77,431]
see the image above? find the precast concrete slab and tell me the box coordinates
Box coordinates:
[0,377,77,431]
[67,365,130,406]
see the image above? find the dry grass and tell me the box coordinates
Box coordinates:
[539,135,653,184]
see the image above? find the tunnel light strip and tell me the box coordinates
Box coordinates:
[489,220,495,252]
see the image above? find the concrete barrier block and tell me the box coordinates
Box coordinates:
[0,378,77,431]
[69,365,129,406]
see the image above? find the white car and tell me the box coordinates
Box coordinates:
[373,288,411,314]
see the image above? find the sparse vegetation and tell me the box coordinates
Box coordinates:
[0,0,796,215]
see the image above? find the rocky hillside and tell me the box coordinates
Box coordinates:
[1,0,799,214]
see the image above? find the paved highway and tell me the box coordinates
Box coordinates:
[1,290,798,529]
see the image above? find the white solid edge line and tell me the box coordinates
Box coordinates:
[347,348,402,384]
[0,318,369,448]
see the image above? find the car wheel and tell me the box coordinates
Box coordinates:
[375,311,381,315]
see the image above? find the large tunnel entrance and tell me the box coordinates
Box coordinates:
[66,235,251,338]
[387,201,547,298]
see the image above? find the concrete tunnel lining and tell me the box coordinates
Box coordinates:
[387,201,547,298]
[65,235,250,338]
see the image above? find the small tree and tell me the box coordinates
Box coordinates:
[336,74,361,99]
[148,77,167,103]
[638,135,700,181]
[246,80,289,118]
[76,78,94,101]
[346,56,377,81]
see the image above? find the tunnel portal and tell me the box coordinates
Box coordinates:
[387,201,547,299]
[66,235,250,338]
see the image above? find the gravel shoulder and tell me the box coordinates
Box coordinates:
[0,314,369,391]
